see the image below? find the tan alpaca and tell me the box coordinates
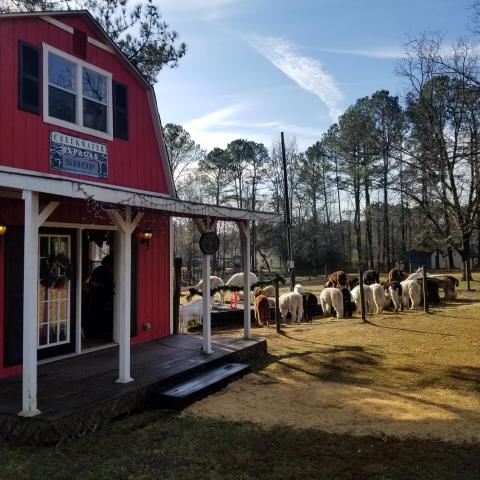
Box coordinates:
[254,289,270,328]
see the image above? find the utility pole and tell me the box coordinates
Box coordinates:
[281,132,294,291]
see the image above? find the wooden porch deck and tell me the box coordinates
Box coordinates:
[0,335,266,445]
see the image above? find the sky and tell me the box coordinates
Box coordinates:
[154,0,475,151]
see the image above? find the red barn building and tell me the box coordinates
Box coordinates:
[0,10,275,421]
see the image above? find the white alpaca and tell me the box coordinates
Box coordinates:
[294,284,304,294]
[226,272,259,304]
[370,283,387,314]
[178,297,211,334]
[400,279,422,309]
[389,282,403,312]
[195,276,225,305]
[319,287,344,319]
[406,272,422,282]
[350,285,374,314]
[279,291,304,323]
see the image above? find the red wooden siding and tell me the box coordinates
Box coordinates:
[0,198,171,376]
[0,15,170,194]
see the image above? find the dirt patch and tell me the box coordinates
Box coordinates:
[186,373,480,443]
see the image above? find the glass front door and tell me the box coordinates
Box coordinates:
[38,229,76,360]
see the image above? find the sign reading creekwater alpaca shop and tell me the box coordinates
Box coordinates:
[50,131,108,179]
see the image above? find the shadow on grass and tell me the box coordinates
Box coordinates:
[364,320,457,337]
[254,344,383,386]
[448,366,480,391]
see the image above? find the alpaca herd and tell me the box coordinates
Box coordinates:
[180,267,460,332]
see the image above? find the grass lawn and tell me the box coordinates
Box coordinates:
[1,275,480,479]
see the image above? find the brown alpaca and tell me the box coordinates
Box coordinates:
[387,268,408,283]
[254,290,270,328]
[325,271,348,287]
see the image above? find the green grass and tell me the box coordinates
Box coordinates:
[1,410,480,480]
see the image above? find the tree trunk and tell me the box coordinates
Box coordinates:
[461,236,473,281]
[354,177,363,268]
[334,155,345,261]
[383,161,391,269]
[364,175,374,269]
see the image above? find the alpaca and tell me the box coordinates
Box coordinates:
[325,271,348,288]
[253,290,270,328]
[350,285,374,314]
[178,297,211,334]
[279,291,304,323]
[320,288,344,319]
[400,279,422,309]
[370,283,387,313]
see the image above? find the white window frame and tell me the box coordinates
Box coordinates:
[43,43,113,141]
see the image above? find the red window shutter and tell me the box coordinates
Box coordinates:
[73,29,88,60]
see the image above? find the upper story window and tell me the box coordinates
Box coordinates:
[43,44,113,141]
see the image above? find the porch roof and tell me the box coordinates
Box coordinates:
[0,166,280,223]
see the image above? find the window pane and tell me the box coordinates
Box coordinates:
[48,52,76,91]
[49,322,58,344]
[59,322,67,342]
[39,324,48,346]
[59,300,68,321]
[49,86,76,123]
[83,68,107,104]
[83,99,107,132]
[39,302,48,323]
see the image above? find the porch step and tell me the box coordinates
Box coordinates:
[156,363,250,410]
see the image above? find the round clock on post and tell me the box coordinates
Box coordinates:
[199,231,220,255]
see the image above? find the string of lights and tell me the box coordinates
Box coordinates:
[73,182,280,224]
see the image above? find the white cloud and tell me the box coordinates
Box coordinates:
[182,103,325,151]
[312,46,406,59]
[250,36,344,122]
[184,104,246,132]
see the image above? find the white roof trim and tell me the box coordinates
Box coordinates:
[0,166,280,222]
[147,89,176,196]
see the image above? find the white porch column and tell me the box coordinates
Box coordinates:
[107,207,143,384]
[193,217,217,355]
[117,225,132,382]
[19,190,41,417]
[239,221,252,339]
[202,253,212,354]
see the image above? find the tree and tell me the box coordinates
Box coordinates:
[225,139,255,209]
[399,35,480,277]
[163,123,204,192]
[198,148,230,205]
[337,98,377,270]
[4,0,186,84]
[323,124,346,261]
[369,90,404,269]
[244,142,269,269]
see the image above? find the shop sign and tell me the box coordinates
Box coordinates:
[50,131,108,179]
